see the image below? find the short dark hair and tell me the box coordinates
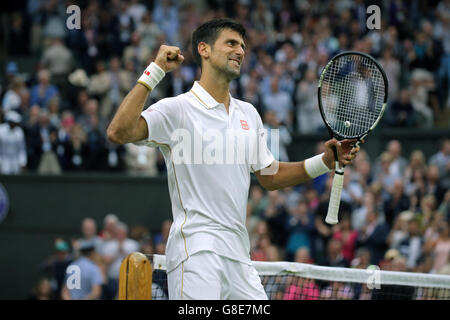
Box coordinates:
[191,18,246,67]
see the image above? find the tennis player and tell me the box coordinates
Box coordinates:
[107,18,359,300]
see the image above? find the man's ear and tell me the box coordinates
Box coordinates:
[198,42,210,61]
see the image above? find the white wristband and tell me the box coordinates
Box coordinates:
[137,62,165,91]
[304,153,331,178]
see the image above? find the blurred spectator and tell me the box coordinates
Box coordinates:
[137,11,163,54]
[152,0,180,46]
[429,139,450,177]
[379,47,401,100]
[428,220,450,273]
[332,214,359,262]
[153,219,172,249]
[376,152,401,197]
[40,36,72,97]
[323,238,350,268]
[262,76,293,129]
[125,143,158,176]
[340,168,364,210]
[2,78,24,113]
[39,238,73,299]
[28,278,55,300]
[294,247,314,264]
[265,245,282,262]
[263,110,292,162]
[123,31,151,72]
[387,211,413,250]
[426,165,446,205]
[0,111,27,174]
[264,190,289,247]
[356,210,389,265]
[410,69,436,128]
[387,88,418,127]
[383,179,411,228]
[100,213,119,241]
[295,69,322,133]
[285,200,314,261]
[60,123,88,171]
[395,217,423,270]
[30,69,59,109]
[100,222,139,299]
[73,218,103,257]
[61,240,104,300]
[26,108,61,174]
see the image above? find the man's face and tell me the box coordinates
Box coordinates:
[207,28,246,80]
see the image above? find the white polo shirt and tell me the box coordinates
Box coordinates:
[137,81,275,272]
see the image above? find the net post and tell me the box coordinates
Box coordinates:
[118,252,152,300]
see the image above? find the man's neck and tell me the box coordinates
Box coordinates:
[198,71,231,111]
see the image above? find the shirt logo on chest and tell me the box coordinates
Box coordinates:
[240,120,249,130]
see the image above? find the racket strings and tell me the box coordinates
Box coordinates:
[320,54,385,138]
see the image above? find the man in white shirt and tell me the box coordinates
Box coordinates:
[0,111,27,174]
[107,18,359,300]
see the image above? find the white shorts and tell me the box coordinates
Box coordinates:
[167,251,268,300]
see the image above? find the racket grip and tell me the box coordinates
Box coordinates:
[325,162,344,225]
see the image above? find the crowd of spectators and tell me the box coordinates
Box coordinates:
[247,139,450,274]
[34,213,170,300]
[1,0,450,175]
[31,138,450,300]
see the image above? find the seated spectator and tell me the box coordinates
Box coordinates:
[0,111,27,174]
[30,69,59,109]
[61,240,104,300]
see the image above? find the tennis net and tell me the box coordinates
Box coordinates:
[130,254,450,300]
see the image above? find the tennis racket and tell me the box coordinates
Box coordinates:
[317,51,388,224]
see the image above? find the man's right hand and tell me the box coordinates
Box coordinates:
[154,45,184,73]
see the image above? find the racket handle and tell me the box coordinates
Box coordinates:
[325,162,344,225]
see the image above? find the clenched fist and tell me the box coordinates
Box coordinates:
[154,45,184,73]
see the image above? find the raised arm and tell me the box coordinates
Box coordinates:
[255,138,359,190]
[107,45,184,144]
